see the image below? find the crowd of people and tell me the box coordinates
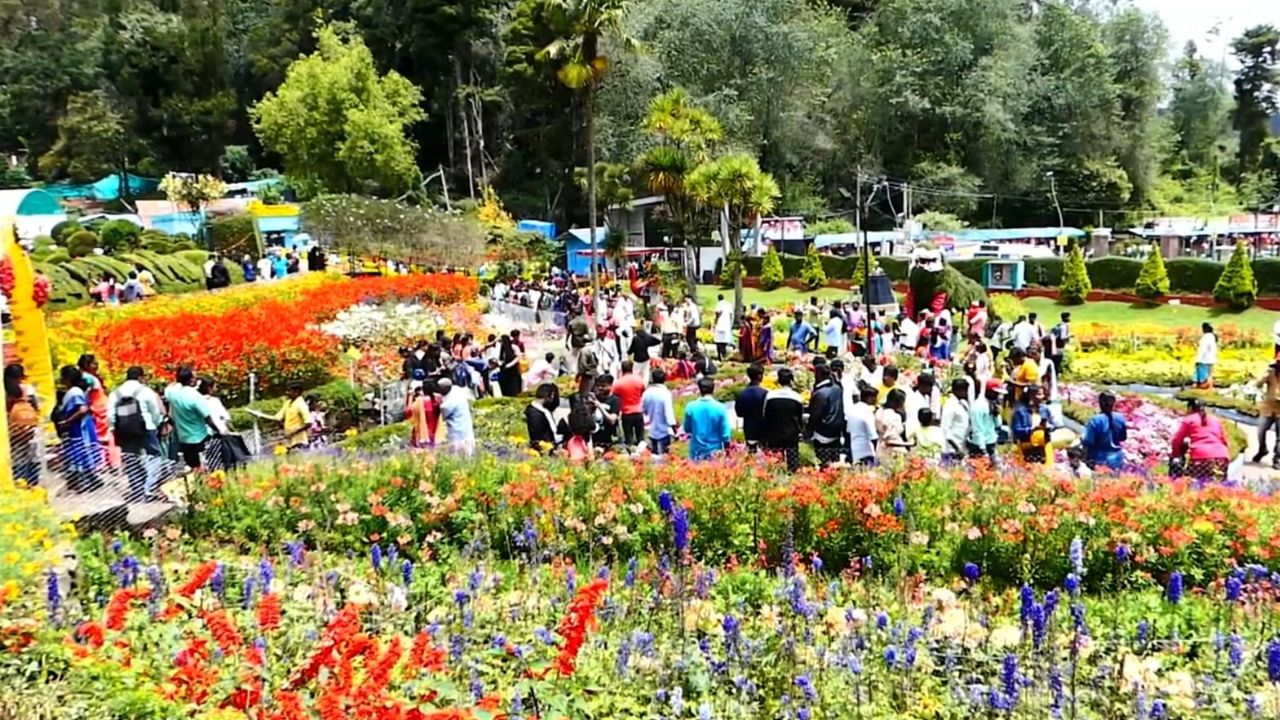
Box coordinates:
[2,356,335,499]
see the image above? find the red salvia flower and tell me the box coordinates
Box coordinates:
[554,578,609,676]
[176,561,219,598]
[258,592,282,632]
[75,621,105,649]
[272,691,307,720]
[201,609,244,655]
[104,587,148,631]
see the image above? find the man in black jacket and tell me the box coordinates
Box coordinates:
[762,367,805,471]
[808,361,846,467]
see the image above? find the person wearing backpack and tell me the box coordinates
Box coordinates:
[108,366,166,501]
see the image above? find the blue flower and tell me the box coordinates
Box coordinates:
[109,539,123,554]
[1166,571,1184,605]
[453,589,470,607]
[883,645,898,668]
[1001,653,1019,705]
[672,505,690,554]
[794,674,818,702]
[45,571,61,619]
[1064,573,1081,596]
[241,575,256,609]
[210,563,225,598]
[1019,585,1035,625]
[1150,699,1167,720]
[1114,544,1130,564]
[1268,639,1280,683]
[387,544,398,563]
[624,557,638,589]
[811,554,823,573]
[1229,633,1244,674]
[963,562,981,583]
[892,496,905,517]
[658,490,675,515]
[469,567,484,592]
[370,544,383,573]
[1068,536,1084,575]
[258,557,274,589]
[1226,574,1243,603]
[285,541,305,568]
[401,559,414,586]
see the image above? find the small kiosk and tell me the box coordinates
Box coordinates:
[983,260,1025,291]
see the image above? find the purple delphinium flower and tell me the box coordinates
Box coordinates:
[1068,536,1084,575]
[1150,699,1167,720]
[241,575,256,609]
[1229,633,1244,674]
[658,490,675,515]
[259,557,274,589]
[565,567,577,594]
[1167,571,1184,605]
[45,571,61,619]
[1135,620,1151,648]
[1019,585,1035,625]
[1064,573,1081,596]
[1225,574,1243,603]
[625,557,637,589]
[672,505,690,554]
[370,544,383,573]
[963,562,980,583]
[285,541,305,569]
[453,589,470,607]
[387,544,398,564]
[401,559,414,586]
[1001,653,1019,706]
[210,563,225,598]
[1029,604,1047,650]
[1115,544,1130,564]
[794,674,818,702]
[892,496,905,517]
[1268,639,1280,682]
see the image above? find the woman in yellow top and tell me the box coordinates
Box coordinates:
[250,382,312,450]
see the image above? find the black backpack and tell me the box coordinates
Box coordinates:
[115,393,147,442]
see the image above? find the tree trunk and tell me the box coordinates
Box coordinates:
[455,56,475,199]
[730,207,743,323]
[586,84,599,295]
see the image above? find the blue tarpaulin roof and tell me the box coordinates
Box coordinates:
[938,227,1085,242]
[517,220,557,239]
[42,173,159,202]
[814,231,924,249]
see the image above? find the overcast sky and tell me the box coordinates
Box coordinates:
[1134,0,1280,64]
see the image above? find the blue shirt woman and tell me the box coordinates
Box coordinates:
[1082,409,1127,471]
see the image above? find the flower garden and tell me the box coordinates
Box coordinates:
[7,278,1280,719]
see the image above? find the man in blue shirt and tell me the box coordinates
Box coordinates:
[641,368,677,455]
[1081,391,1127,471]
[788,311,817,357]
[683,377,732,460]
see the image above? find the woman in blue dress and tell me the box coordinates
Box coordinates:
[55,365,102,493]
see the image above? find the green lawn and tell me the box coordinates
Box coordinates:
[1021,296,1280,333]
[696,284,850,313]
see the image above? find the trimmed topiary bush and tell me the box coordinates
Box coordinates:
[1059,245,1091,304]
[798,245,827,289]
[1134,250,1169,301]
[51,221,83,244]
[760,246,785,290]
[1164,258,1224,295]
[66,230,98,258]
[98,219,142,253]
[1213,241,1257,310]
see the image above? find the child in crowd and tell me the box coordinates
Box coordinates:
[915,408,944,461]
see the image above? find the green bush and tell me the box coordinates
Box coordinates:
[850,251,879,288]
[1086,256,1144,290]
[228,380,362,432]
[1253,258,1280,296]
[43,249,70,264]
[98,219,142,252]
[1133,251,1170,300]
[1164,258,1224,295]
[65,230,98,258]
[949,259,990,283]
[1059,245,1091,304]
[1213,241,1257,309]
[208,214,257,258]
[172,240,199,252]
[35,262,88,306]
[760,246,785,290]
[719,254,742,288]
[798,245,827,289]
[32,235,55,252]
[987,293,1028,322]
[51,221,83,243]
[806,218,854,236]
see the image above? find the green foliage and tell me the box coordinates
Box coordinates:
[1059,244,1091,304]
[220,145,256,182]
[719,254,742,288]
[229,380,361,432]
[251,22,426,197]
[1213,241,1258,310]
[759,246,785,290]
[1134,249,1170,300]
[50,221,82,244]
[806,218,854,237]
[304,194,485,268]
[1231,26,1280,179]
[798,244,827,289]
[65,230,98,258]
[208,214,258,258]
[37,91,127,182]
[987,293,1028,323]
[97,219,142,253]
[851,251,879,287]
[915,211,968,232]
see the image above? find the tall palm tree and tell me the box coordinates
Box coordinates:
[685,153,780,319]
[541,0,634,295]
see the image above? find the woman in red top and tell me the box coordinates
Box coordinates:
[1170,399,1230,484]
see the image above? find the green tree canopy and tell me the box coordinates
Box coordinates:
[251,22,425,197]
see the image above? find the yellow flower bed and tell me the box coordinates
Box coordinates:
[1068,346,1263,387]
[0,476,71,604]
[1074,321,1264,351]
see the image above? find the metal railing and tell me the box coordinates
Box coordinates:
[488,299,567,328]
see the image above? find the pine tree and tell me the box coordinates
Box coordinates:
[851,252,880,288]
[798,245,827,289]
[760,245,785,290]
[1213,240,1257,309]
[1134,247,1170,301]
[1058,244,1091,304]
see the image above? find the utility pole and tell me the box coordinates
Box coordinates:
[1047,171,1064,232]
[856,167,872,310]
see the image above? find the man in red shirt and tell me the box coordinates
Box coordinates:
[612,360,647,449]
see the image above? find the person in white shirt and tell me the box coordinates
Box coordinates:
[940,378,971,462]
[683,296,702,354]
[196,377,232,435]
[898,314,920,352]
[712,294,734,362]
[1030,344,1058,403]
[1011,315,1037,352]
[904,373,942,436]
[846,385,880,465]
[437,378,476,457]
[257,255,273,283]
[107,366,166,501]
[1194,322,1218,389]
[525,352,558,387]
